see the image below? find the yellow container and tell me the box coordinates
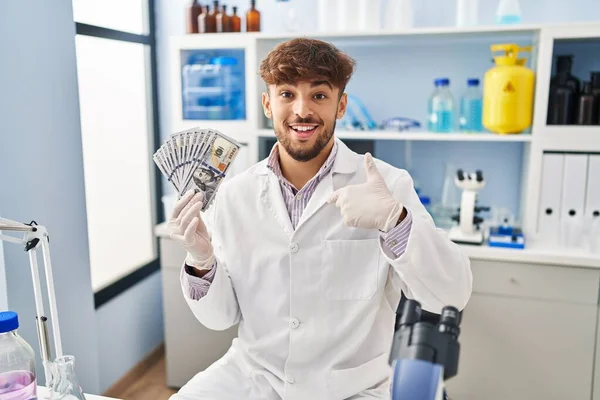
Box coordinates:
[483,44,535,134]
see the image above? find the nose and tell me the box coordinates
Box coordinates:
[292,97,313,119]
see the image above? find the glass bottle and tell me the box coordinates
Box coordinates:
[428,78,455,133]
[48,356,86,400]
[246,0,261,32]
[0,311,37,400]
[217,4,231,32]
[276,0,299,32]
[230,6,241,32]
[575,81,598,125]
[459,78,483,132]
[186,0,204,33]
[199,5,217,33]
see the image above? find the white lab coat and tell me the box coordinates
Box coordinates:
[173,138,472,400]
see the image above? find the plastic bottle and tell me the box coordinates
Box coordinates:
[275,0,299,32]
[460,78,483,132]
[548,74,576,125]
[0,311,37,400]
[246,0,261,32]
[216,4,231,32]
[456,0,478,27]
[383,0,413,31]
[496,0,522,24]
[575,82,598,125]
[428,78,455,133]
[230,6,241,32]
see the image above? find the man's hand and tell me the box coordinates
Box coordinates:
[327,153,404,232]
[167,190,214,270]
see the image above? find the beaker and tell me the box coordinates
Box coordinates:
[48,356,86,400]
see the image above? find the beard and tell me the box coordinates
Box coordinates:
[274,114,337,162]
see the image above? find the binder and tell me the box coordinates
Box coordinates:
[585,155,600,253]
[560,154,589,249]
[537,154,564,246]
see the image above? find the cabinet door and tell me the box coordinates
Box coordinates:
[594,308,600,400]
[445,293,596,400]
[161,239,238,388]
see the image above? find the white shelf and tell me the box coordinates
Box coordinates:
[538,126,600,152]
[257,129,532,142]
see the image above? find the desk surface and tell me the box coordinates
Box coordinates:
[154,222,600,268]
[38,386,120,400]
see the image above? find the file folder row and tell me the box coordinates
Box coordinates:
[537,153,600,253]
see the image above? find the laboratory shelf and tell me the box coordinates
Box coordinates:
[257,129,533,142]
[537,126,600,152]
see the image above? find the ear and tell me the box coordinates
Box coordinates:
[262,91,272,120]
[336,92,348,120]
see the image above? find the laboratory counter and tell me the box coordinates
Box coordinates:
[154,222,600,269]
[38,386,119,399]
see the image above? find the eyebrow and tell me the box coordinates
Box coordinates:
[311,80,333,90]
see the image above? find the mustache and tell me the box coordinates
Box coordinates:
[287,117,322,125]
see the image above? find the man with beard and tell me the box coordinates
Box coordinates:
[168,38,472,400]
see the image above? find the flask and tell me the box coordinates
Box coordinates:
[496,0,522,25]
[428,78,455,133]
[459,78,483,132]
[230,6,241,32]
[0,311,37,400]
[246,0,261,32]
[48,356,86,400]
[275,0,299,32]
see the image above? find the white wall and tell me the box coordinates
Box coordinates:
[0,0,100,393]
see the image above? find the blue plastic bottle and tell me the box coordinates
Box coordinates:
[459,78,483,132]
[428,78,455,133]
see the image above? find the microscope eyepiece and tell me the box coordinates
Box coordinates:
[399,299,422,327]
[438,306,461,339]
[456,169,465,181]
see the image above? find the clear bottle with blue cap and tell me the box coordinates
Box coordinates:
[459,78,483,132]
[0,311,37,400]
[428,78,455,133]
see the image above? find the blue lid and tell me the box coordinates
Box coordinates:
[0,311,19,333]
[419,196,431,205]
[467,78,480,86]
[210,56,238,66]
[434,78,450,86]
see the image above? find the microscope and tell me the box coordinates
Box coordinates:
[448,169,490,245]
[389,299,461,400]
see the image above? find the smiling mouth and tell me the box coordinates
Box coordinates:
[289,124,319,135]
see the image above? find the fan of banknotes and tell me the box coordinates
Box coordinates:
[153,128,241,211]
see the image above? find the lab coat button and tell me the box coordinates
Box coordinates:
[290,318,300,329]
[286,374,295,384]
[289,243,299,253]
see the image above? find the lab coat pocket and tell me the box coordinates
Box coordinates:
[328,352,392,400]
[322,238,380,301]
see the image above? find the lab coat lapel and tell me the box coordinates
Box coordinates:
[295,138,358,232]
[261,172,294,237]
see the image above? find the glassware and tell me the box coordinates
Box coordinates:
[496,0,522,24]
[459,78,483,132]
[230,6,241,32]
[246,0,261,32]
[428,78,455,133]
[199,5,217,33]
[0,311,37,400]
[48,356,86,400]
[186,0,204,33]
[275,0,299,32]
[217,4,231,32]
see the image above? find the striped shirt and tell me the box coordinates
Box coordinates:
[183,142,413,300]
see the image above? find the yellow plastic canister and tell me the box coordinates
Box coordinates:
[483,44,535,134]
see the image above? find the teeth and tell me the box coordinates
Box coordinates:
[292,126,316,132]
